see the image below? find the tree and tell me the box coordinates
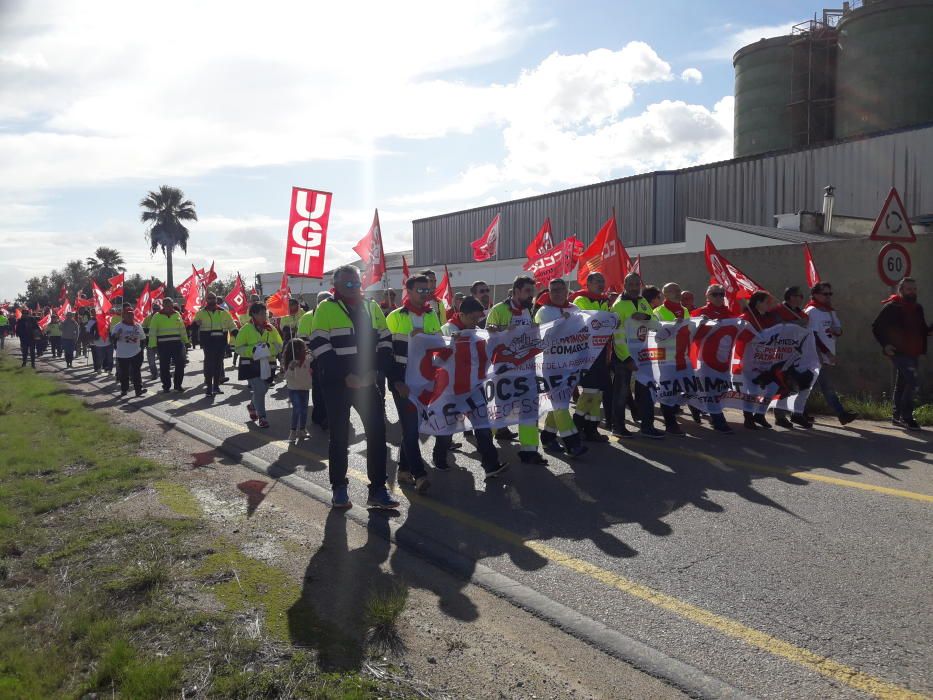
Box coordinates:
[85,247,126,286]
[140,185,198,292]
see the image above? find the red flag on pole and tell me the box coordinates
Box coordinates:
[176,271,198,300]
[90,280,112,340]
[133,282,151,324]
[576,214,629,292]
[352,209,386,289]
[37,310,52,331]
[150,285,165,303]
[225,275,249,316]
[284,187,332,279]
[265,272,291,317]
[803,243,821,288]
[525,217,554,267]
[435,265,454,310]
[401,256,411,287]
[182,274,203,324]
[200,261,217,287]
[524,236,585,287]
[704,236,765,314]
[470,213,501,262]
[107,272,125,299]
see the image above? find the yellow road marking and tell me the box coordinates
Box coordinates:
[161,396,926,698]
[621,441,933,504]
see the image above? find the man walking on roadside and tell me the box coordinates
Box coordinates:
[309,265,400,510]
[60,311,80,368]
[194,293,236,396]
[148,298,188,393]
[16,309,39,368]
[571,272,612,442]
[142,302,161,380]
[872,277,931,431]
[112,305,147,398]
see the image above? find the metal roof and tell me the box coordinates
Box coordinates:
[687,218,849,244]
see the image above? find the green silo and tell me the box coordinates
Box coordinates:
[835,0,933,139]
[733,36,795,158]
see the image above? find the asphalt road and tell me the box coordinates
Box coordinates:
[42,348,933,699]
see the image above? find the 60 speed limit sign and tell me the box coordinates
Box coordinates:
[877,242,911,286]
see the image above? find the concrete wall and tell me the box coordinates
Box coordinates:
[635,236,933,399]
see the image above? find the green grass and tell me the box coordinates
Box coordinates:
[363,583,409,655]
[805,390,933,426]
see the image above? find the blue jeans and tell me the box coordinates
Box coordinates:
[815,366,845,416]
[248,376,269,418]
[891,355,919,420]
[289,389,309,430]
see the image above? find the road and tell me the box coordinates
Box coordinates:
[48,349,932,699]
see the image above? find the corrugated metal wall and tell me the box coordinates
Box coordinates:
[413,123,933,266]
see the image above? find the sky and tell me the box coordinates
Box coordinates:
[0,0,819,300]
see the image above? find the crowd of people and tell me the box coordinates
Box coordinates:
[2,270,928,511]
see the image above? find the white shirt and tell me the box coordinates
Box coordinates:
[111,322,145,358]
[805,306,840,364]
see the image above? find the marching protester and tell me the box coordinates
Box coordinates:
[689,284,736,434]
[872,277,930,431]
[439,296,510,476]
[379,288,398,314]
[610,272,656,438]
[799,282,859,427]
[111,304,147,397]
[572,272,612,441]
[147,298,187,393]
[283,337,312,442]
[309,265,400,510]
[653,282,689,435]
[235,302,283,429]
[420,269,449,324]
[16,308,39,368]
[487,275,547,464]
[741,291,779,430]
[534,279,588,457]
[86,313,114,375]
[0,309,8,349]
[142,301,161,380]
[194,293,236,396]
[47,314,63,358]
[643,285,662,309]
[385,275,436,487]
[60,311,80,368]
[681,290,696,313]
[470,280,492,327]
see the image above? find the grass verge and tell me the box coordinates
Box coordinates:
[0,355,416,698]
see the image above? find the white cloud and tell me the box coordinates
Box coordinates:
[689,22,797,61]
[681,67,703,84]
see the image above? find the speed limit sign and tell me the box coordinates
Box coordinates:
[877,242,911,286]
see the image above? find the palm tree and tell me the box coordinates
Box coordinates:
[85,247,126,285]
[140,185,198,291]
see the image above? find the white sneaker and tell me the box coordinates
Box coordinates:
[288,430,298,442]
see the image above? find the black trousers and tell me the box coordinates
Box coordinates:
[201,335,226,388]
[323,382,387,491]
[611,360,644,430]
[117,353,143,393]
[20,339,36,366]
[157,341,185,390]
[49,336,62,357]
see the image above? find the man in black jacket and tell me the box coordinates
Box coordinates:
[15,309,39,368]
[871,277,932,430]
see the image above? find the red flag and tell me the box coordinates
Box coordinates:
[435,265,454,310]
[704,236,765,314]
[107,272,125,299]
[353,209,386,289]
[182,275,203,324]
[150,285,165,303]
[90,280,112,340]
[401,256,411,287]
[576,214,629,292]
[265,272,291,317]
[225,275,249,316]
[803,243,821,288]
[470,213,501,262]
[525,217,554,266]
[176,271,197,300]
[133,282,151,324]
[524,236,584,287]
[284,187,332,279]
[199,261,217,287]
[75,290,94,309]
[56,299,72,319]
[37,311,52,331]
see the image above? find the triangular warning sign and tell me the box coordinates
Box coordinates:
[870,187,916,243]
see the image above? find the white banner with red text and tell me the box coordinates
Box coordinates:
[406,311,617,435]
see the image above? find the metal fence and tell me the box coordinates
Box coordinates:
[413,122,933,266]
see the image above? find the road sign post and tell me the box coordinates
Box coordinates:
[876,242,911,287]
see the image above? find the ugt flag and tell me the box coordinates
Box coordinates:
[406,310,617,435]
[285,187,332,279]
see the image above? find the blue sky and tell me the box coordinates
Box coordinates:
[0,0,817,300]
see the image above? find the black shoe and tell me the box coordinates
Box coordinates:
[484,462,509,479]
[432,457,451,471]
[120,390,128,397]
[713,424,735,434]
[892,416,905,427]
[173,387,184,393]
[838,411,859,426]
[135,388,147,397]
[541,439,562,453]
[611,425,633,439]
[791,414,813,428]
[518,451,547,465]
[753,414,772,429]
[639,427,665,439]
[775,414,794,429]
[583,429,610,443]
[205,387,214,396]
[689,407,703,424]
[665,423,685,436]
[905,418,922,431]
[213,386,223,394]
[161,387,171,393]
[744,416,759,430]
[495,427,518,441]
[447,440,462,451]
